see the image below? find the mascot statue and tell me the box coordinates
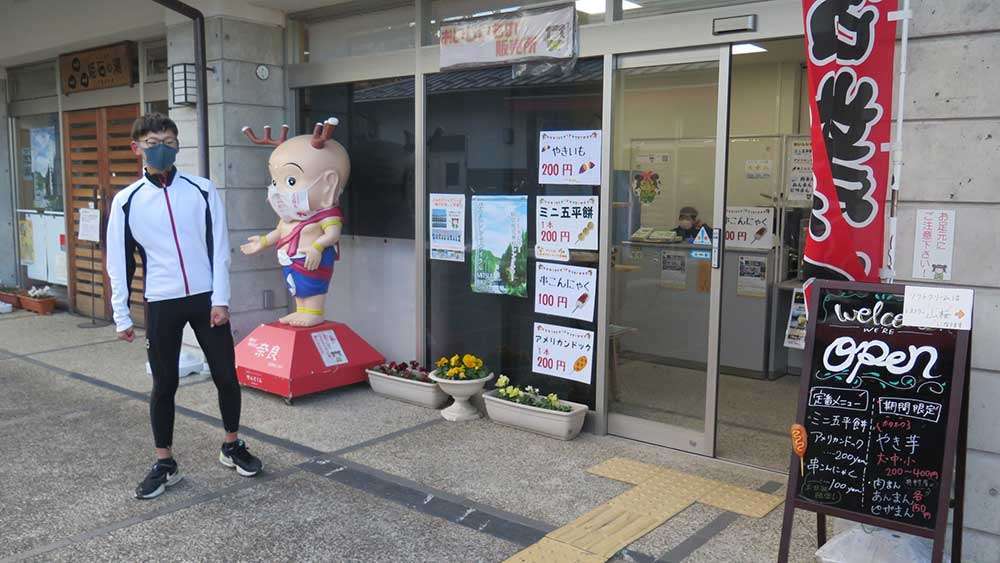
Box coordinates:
[239,118,349,327]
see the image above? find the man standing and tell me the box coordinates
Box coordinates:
[107,113,262,499]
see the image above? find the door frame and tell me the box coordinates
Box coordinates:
[603,45,732,457]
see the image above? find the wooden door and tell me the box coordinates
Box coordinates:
[63,104,145,326]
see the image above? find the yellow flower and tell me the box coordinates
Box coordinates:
[475,358,484,369]
[547,393,560,405]
[436,357,449,368]
[496,375,510,388]
[450,354,460,367]
[462,354,477,368]
[446,367,460,377]
[458,367,467,379]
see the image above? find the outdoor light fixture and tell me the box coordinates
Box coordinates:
[575,0,641,15]
[732,43,767,55]
[170,62,197,106]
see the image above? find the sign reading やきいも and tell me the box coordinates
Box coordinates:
[539,130,602,186]
[532,322,594,384]
[439,4,575,70]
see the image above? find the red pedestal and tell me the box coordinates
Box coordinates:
[235,321,384,403]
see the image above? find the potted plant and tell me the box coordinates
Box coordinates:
[483,375,588,441]
[20,286,56,315]
[0,286,21,308]
[429,354,494,421]
[366,361,449,409]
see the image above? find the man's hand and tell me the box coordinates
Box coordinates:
[210,306,230,327]
[117,327,135,342]
[303,246,322,271]
[240,236,264,256]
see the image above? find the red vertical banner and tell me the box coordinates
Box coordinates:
[801,0,898,301]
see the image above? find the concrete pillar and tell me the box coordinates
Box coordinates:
[0,69,17,287]
[166,6,287,342]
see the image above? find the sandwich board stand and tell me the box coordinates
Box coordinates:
[777,280,972,563]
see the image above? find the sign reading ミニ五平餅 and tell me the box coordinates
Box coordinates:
[534,262,596,322]
[538,131,601,186]
[536,196,598,251]
[532,322,594,384]
[800,0,899,299]
[59,42,136,94]
[439,4,576,71]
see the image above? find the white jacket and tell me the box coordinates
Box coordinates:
[106,169,231,332]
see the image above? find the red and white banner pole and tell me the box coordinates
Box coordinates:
[882,0,913,284]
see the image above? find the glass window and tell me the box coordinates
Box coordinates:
[620,0,767,20]
[13,113,63,212]
[299,5,416,62]
[144,41,168,83]
[298,76,416,239]
[9,62,57,101]
[425,58,603,408]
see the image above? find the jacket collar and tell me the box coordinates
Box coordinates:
[144,167,177,188]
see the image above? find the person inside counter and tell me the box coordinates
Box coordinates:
[673,206,709,242]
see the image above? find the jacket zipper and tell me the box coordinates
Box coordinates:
[162,186,191,295]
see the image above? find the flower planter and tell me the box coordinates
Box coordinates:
[19,295,55,315]
[429,371,494,421]
[366,369,449,409]
[483,390,588,441]
[0,291,20,308]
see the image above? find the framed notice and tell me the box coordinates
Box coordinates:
[532,322,594,384]
[538,131,602,186]
[534,262,596,322]
[779,280,972,563]
[536,195,599,250]
[429,193,465,262]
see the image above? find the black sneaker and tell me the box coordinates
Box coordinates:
[219,439,262,477]
[134,458,182,500]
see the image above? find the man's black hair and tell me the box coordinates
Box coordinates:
[131,112,179,141]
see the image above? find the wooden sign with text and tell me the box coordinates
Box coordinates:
[778,280,971,563]
[59,42,136,94]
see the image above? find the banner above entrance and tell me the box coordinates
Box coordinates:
[59,42,136,94]
[439,4,576,71]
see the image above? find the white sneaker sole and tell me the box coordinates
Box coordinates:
[135,471,183,500]
[219,452,261,477]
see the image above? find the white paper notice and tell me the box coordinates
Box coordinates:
[538,130,602,186]
[725,206,774,249]
[311,330,349,367]
[535,262,596,322]
[911,209,955,281]
[78,207,101,243]
[784,288,807,349]
[736,255,767,298]
[660,251,687,289]
[429,193,466,262]
[532,322,594,384]
[536,195,599,250]
[534,245,570,262]
[786,137,814,201]
[902,285,974,331]
[744,159,773,180]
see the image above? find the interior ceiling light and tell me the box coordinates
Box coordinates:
[732,43,767,55]
[576,0,642,15]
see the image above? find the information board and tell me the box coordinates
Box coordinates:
[778,280,971,563]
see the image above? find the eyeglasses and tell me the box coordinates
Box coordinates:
[138,138,179,149]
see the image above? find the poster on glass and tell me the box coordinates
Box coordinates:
[430,193,466,262]
[470,195,528,298]
[532,322,594,384]
[534,262,596,322]
[536,195,598,252]
[538,130,601,186]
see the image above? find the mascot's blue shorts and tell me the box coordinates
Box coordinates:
[283,247,336,298]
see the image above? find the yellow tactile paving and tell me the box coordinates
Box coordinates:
[504,538,605,563]
[513,458,787,563]
[697,482,785,518]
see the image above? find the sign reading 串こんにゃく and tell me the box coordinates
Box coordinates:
[725,206,774,249]
[539,131,602,186]
[534,262,596,322]
[59,42,136,94]
[536,196,599,250]
[532,322,594,384]
[439,4,575,71]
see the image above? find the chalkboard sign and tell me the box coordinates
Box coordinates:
[778,280,971,563]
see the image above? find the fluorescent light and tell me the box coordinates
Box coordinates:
[732,43,767,55]
[575,0,641,15]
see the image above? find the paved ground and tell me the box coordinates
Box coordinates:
[0,311,829,562]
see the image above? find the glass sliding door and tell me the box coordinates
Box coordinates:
[607,47,730,455]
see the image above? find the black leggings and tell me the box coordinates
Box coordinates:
[146,292,241,449]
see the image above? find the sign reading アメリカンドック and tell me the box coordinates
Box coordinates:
[791,281,971,534]
[59,42,136,94]
[439,4,576,71]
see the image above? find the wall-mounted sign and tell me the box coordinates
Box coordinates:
[439,4,576,71]
[59,42,136,94]
[737,255,767,298]
[911,209,955,281]
[532,322,594,384]
[538,130,602,186]
[785,136,813,202]
[429,193,466,262]
[78,207,101,243]
[725,206,774,249]
[536,195,598,250]
[902,285,973,331]
[660,250,687,289]
[534,262,596,322]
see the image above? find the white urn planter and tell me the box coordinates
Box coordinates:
[483,390,588,441]
[428,371,494,421]
[366,369,449,409]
